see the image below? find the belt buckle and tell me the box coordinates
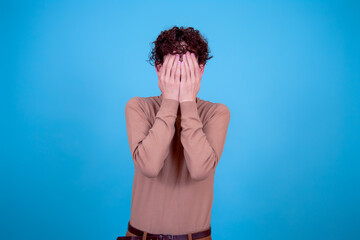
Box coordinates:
[158,234,173,240]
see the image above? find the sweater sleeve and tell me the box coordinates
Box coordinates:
[125,97,179,178]
[180,101,230,181]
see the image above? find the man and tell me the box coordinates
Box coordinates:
[119,26,230,240]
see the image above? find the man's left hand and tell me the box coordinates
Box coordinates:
[179,51,201,103]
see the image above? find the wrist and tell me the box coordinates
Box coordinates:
[179,97,196,103]
[163,95,179,102]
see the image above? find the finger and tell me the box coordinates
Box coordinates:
[190,53,199,82]
[187,52,195,81]
[175,55,181,82]
[180,60,185,82]
[183,52,191,82]
[161,54,171,80]
[184,55,190,81]
[171,54,178,81]
[170,54,179,81]
[166,55,176,80]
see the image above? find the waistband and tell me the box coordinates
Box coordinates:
[122,221,211,240]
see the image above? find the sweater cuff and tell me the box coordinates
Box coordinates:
[159,98,180,116]
[180,100,199,118]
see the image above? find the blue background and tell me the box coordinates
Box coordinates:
[2,0,359,239]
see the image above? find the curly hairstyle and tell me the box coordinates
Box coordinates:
[147,26,213,71]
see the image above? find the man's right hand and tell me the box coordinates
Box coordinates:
[157,54,181,101]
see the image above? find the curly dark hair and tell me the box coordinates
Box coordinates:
[147,26,213,71]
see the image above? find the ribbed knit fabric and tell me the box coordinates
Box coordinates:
[124,93,230,235]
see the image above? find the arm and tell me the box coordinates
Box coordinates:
[180,101,231,181]
[125,96,179,178]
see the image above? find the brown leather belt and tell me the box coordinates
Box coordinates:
[116,221,211,240]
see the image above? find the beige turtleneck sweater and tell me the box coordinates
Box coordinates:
[124,93,230,235]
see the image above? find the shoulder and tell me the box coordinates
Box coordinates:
[198,99,230,127]
[125,96,158,119]
[212,103,230,124]
[125,96,147,114]
[125,96,140,109]
[199,98,230,117]
[215,103,230,116]
[126,96,151,106]
[126,96,139,106]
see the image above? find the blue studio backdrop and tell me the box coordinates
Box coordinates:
[1,0,359,240]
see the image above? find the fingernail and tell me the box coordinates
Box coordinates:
[191,53,194,56]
